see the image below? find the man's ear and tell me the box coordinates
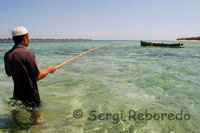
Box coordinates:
[21,35,26,43]
[24,34,29,43]
[25,34,29,42]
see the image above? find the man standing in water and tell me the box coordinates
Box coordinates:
[4,26,56,123]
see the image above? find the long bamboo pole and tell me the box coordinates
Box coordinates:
[55,42,113,69]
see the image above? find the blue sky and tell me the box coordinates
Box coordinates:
[0,0,200,40]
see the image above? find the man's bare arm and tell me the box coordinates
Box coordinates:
[7,74,12,76]
[35,67,55,81]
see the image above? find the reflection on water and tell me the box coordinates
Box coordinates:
[0,111,40,132]
[0,99,43,132]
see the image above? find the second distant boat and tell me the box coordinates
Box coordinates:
[141,41,184,48]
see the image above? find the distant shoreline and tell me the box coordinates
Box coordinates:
[0,38,93,42]
[176,40,200,42]
[176,36,200,41]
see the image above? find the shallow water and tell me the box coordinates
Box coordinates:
[0,40,200,132]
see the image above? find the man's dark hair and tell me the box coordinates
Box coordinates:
[13,34,26,44]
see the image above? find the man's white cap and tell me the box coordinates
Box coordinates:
[12,26,28,37]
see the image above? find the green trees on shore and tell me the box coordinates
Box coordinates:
[177,36,200,40]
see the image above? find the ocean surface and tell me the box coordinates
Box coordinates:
[0,40,200,133]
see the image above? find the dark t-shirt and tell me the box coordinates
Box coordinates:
[4,44,41,106]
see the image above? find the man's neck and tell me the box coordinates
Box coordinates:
[15,44,26,48]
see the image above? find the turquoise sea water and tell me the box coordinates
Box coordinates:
[0,40,200,132]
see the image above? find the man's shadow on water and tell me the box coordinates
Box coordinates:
[0,111,41,133]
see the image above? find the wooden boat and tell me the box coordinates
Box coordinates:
[140,41,184,48]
